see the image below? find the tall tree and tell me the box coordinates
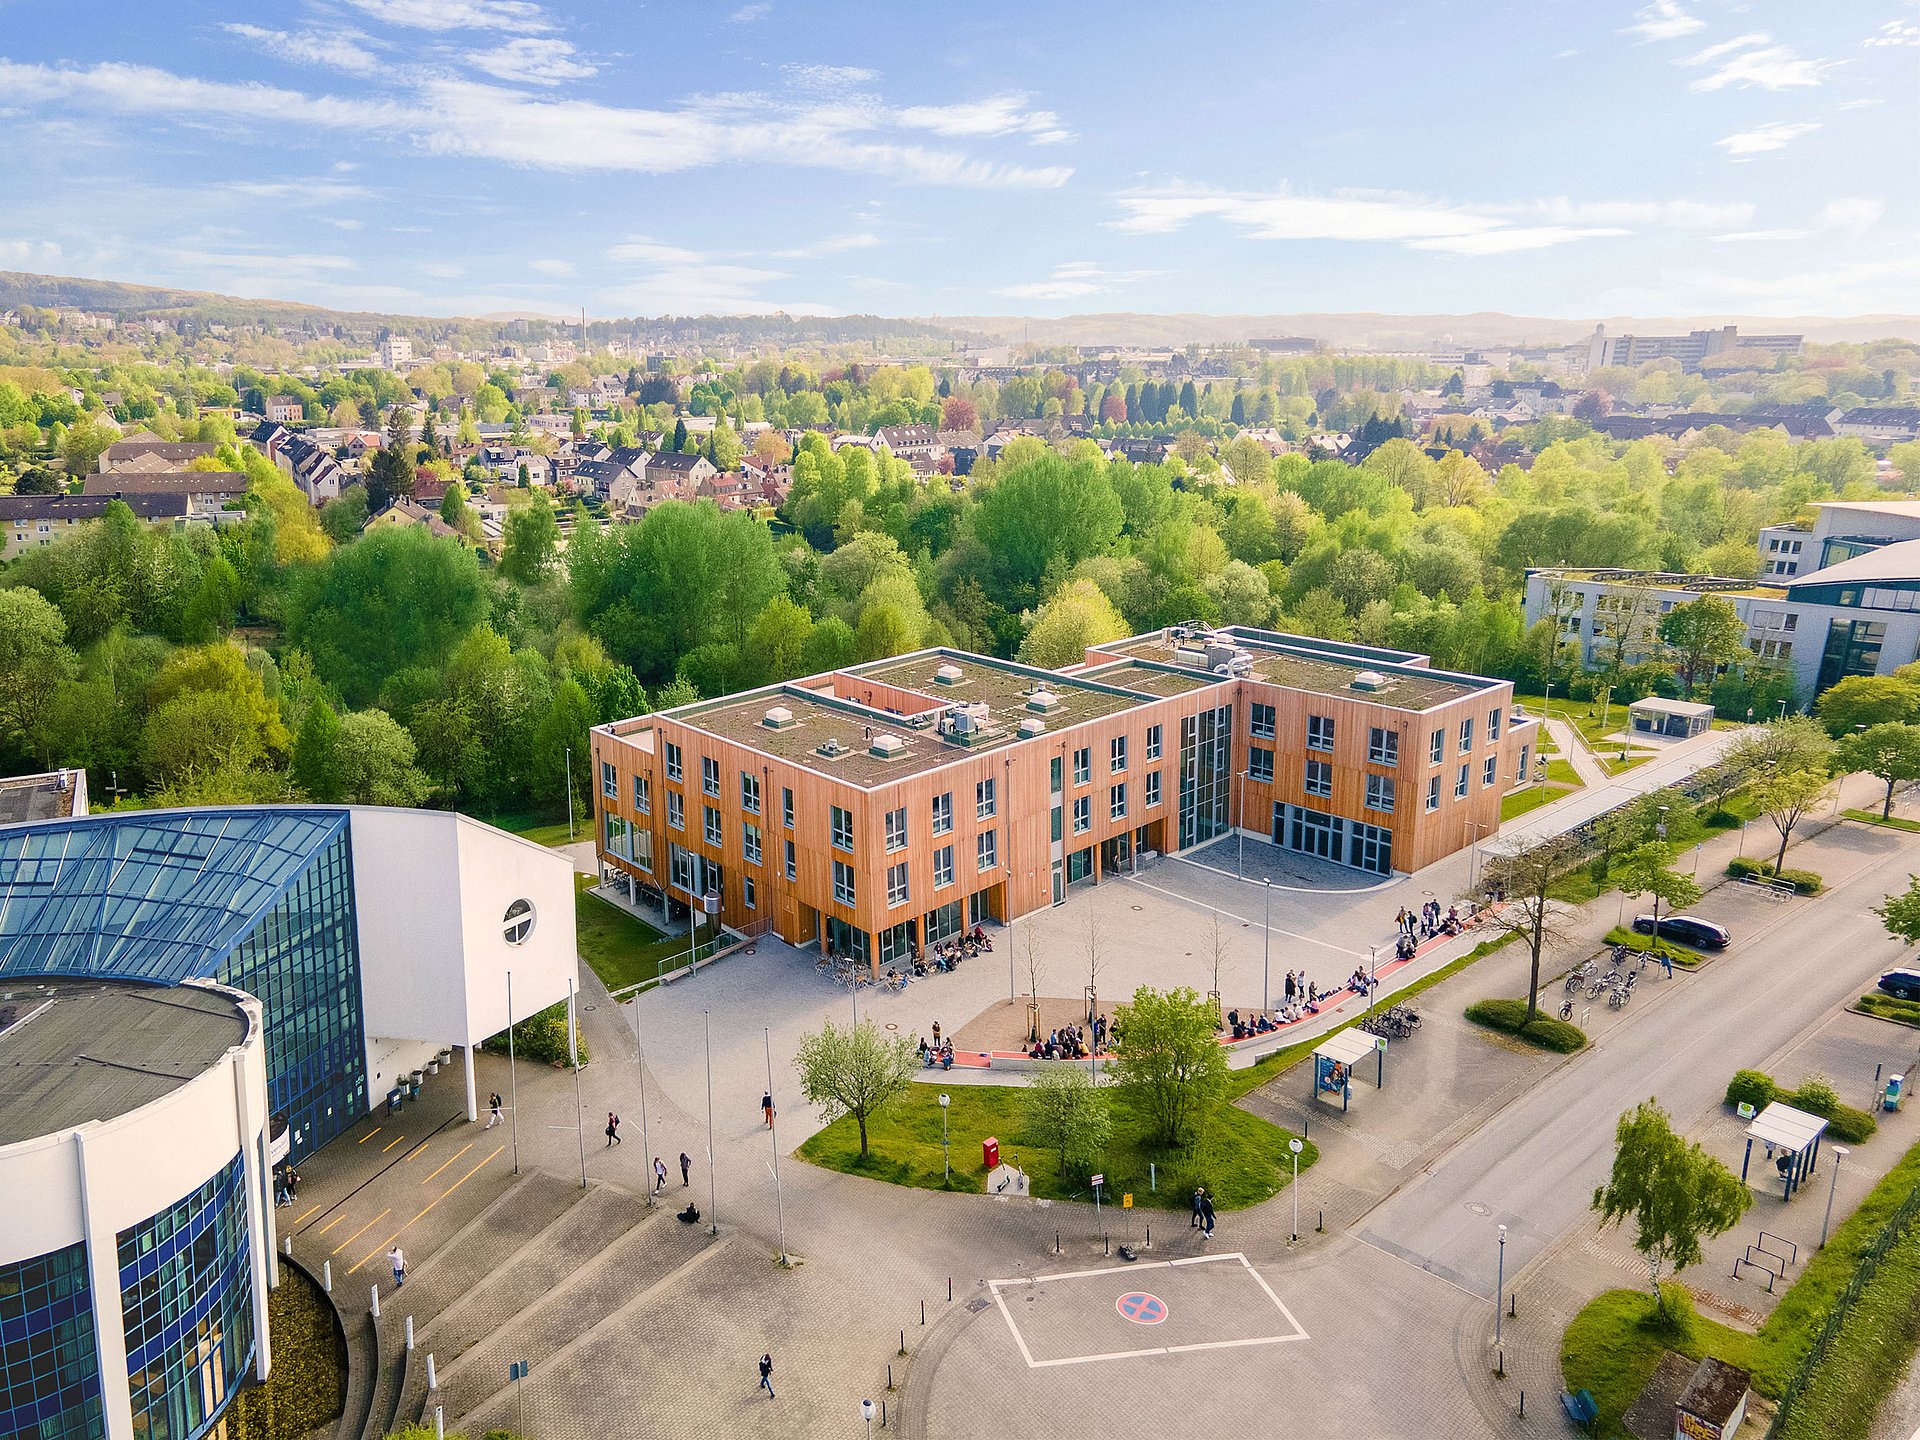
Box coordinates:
[1657,595,1746,699]
[792,1018,918,1158]
[365,408,416,512]
[1016,579,1128,668]
[1751,764,1831,874]
[1836,722,1920,820]
[1110,986,1228,1150]
[1815,675,1920,736]
[1592,1099,1750,1315]
[1479,834,1583,1022]
[500,491,560,584]
[1611,842,1703,945]
[291,699,347,802]
[1023,1066,1112,1179]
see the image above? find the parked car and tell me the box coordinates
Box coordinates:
[1878,968,1920,1001]
[1632,914,1730,950]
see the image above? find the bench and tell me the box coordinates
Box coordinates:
[1560,1388,1598,1431]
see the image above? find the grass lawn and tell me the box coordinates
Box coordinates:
[1602,925,1705,968]
[1501,784,1564,822]
[1855,993,1920,1027]
[572,875,699,991]
[1843,808,1920,833]
[797,1080,1315,1212]
[1560,1287,1758,1440]
[1772,1222,1920,1440]
[1545,758,1584,787]
[482,809,582,848]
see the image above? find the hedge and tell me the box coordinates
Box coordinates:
[1463,998,1587,1053]
[1603,925,1704,968]
[1725,1066,1877,1144]
[1857,993,1920,1028]
[1726,857,1823,894]
[481,999,586,1067]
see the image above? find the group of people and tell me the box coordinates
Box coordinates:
[1027,1020,1098,1060]
[1190,1186,1217,1238]
[1282,970,1322,1008]
[915,925,994,975]
[1225,1008,1284,1040]
[273,1165,302,1208]
[1397,899,1466,944]
[918,1035,955,1068]
[1346,965,1380,997]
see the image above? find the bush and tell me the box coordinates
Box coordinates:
[1857,992,1920,1028]
[1823,1104,1880,1145]
[1727,1069,1777,1111]
[482,1000,586,1067]
[1464,997,1587,1053]
[1726,857,1823,893]
[1604,926,1704,967]
[1793,1073,1841,1115]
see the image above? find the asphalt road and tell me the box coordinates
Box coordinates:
[1355,831,1918,1298]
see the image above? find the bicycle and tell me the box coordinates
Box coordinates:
[1558,996,1575,1022]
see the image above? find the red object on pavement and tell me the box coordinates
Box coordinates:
[982,1137,1000,1171]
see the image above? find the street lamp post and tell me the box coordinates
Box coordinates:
[1822,1146,1850,1248]
[1289,1137,1303,1242]
[1262,879,1272,1013]
[1778,699,1789,720]
[1236,769,1248,878]
[703,1009,718,1235]
[1495,1224,1508,1348]
[939,1093,951,1184]
[765,1028,788,1265]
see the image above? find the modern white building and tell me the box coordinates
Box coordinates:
[0,805,577,1440]
[1526,499,1920,702]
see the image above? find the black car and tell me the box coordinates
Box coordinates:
[1879,968,1920,1001]
[1632,914,1730,950]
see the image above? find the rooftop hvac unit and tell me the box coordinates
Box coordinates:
[933,663,965,686]
[1172,645,1210,669]
[1351,671,1388,692]
[1018,717,1047,737]
[817,738,845,757]
[870,733,906,759]
[949,702,991,734]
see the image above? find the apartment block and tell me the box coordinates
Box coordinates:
[590,627,1532,972]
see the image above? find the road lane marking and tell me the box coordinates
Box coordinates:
[358,1127,381,1144]
[421,1142,472,1185]
[382,1134,406,1153]
[295,1204,321,1224]
[352,1146,504,1274]
[332,1208,391,1256]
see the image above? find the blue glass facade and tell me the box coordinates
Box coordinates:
[0,810,367,1160]
[0,1242,103,1440]
[117,1158,255,1440]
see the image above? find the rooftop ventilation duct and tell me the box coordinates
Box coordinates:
[1018,717,1047,737]
[1026,689,1061,713]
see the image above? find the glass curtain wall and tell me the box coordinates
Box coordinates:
[0,1242,102,1440]
[1177,704,1234,850]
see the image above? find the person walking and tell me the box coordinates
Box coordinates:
[1284,970,1296,1005]
[606,1112,621,1146]
[388,1245,406,1288]
[653,1156,668,1194]
[679,1151,692,1186]
[486,1092,502,1129]
[1190,1186,1205,1229]
[761,1091,775,1129]
[1199,1192,1216,1240]
[758,1353,775,1398]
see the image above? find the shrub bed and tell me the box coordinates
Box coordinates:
[1463,998,1586,1053]
[1857,992,1920,1028]
[223,1264,344,1440]
[1603,926,1704,967]
[481,999,586,1067]
[1724,1067,1877,1144]
[1726,857,1823,893]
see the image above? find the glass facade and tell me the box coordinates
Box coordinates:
[214,824,365,1159]
[0,1242,102,1440]
[1177,704,1233,849]
[118,1158,255,1440]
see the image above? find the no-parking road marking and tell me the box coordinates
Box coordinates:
[989,1252,1308,1369]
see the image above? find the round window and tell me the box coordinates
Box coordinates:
[503,899,535,946]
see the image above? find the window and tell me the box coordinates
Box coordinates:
[833,860,856,905]
[1458,717,1474,754]
[701,755,720,796]
[1368,727,1398,765]
[503,898,535,946]
[601,760,617,799]
[1489,708,1503,742]
[1429,728,1444,763]
[703,805,722,846]
[1365,774,1395,813]
[934,845,954,889]
[884,806,907,852]
[667,791,684,830]
[743,821,762,866]
[1073,746,1091,785]
[740,771,761,814]
[1249,746,1274,782]
[1051,756,1063,795]
[830,805,853,851]
[634,775,650,814]
[1110,783,1128,820]
[1307,714,1334,752]
[1251,702,1276,739]
[931,792,953,836]
[1484,755,1498,788]
[1146,723,1163,760]
[1456,763,1469,799]
[1145,770,1162,807]
[1518,744,1531,783]
[782,787,794,828]
[744,875,756,910]
[635,829,654,871]
[1305,759,1331,797]
[976,778,996,818]
[664,741,683,781]
[784,839,796,880]
[1073,796,1091,834]
[887,862,909,908]
[1111,735,1128,773]
[1426,775,1440,812]
[977,829,997,871]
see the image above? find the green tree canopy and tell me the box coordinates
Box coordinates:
[1657,595,1746,699]
[1017,579,1128,668]
[1836,722,1920,820]
[1111,985,1229,1150]
[1592,1098,1750,1313]
[792,1018,919,1158]
[1816,675,1920,737]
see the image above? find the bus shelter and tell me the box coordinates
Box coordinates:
[1740,1102,1828,1201]
[1311,1028,1384,1112]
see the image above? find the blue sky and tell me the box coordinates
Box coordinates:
[0,0,1914,319]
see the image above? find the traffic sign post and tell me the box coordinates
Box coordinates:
[509,1361,530,1439]
[1288,1138,1304,1242]
[1091,1173,1104,1232]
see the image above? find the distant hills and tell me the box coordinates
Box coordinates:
[2,270,1917,350]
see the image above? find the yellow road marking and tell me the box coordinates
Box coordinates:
[405,1142,429,1164]
[352,1146,504,1274]
[358,1127,381,1145]
[316,1214,347,1236]
[420,1142,472,1185]
[382,1134,406,1153]
[295,1204,321,1224]
[331,1208,391,1257]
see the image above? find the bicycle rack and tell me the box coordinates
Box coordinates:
[1756,1230,1798,1266]
[1731,1255,1778,1292]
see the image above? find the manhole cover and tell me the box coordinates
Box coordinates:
[1466,1202,1492,1216]
[885,1023,897,1031]
[1131,905,1143,911]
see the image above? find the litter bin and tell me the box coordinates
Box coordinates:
[406,1072,423,1100]
[1887,1075,1905,1112]
[386,1088,403,1115]
[982,1137,1000,1172]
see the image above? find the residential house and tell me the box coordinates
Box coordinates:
[1832,408,1920,447]
[363,498,459,541]
[265,395,305,425]
[81,469,247,518]
[2,493,191,561]
[98,434,219,473]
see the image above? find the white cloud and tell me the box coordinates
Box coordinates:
[221,23,383,76]
[0,60,1073,190]
[1109,185,1639,253]
[1715,121,1820,155]
[896,95,1071,146]
[224,179,375,204]
[1819,197,1883,234]
[730,2,773,21]
[606,236,706,265]
[1621,0,1705,42]
[0,238,63,268]
[464,37,595,85]
[528,257,575,276]
[999,261,1158,300]
[1710,228,1811,243]
[420,261,465,278]
[1683,35,1830,91]
[782,64,876,93]
[598,245,827,315]
[767,232,882,259]
[337,0,550,33]
[1865,21,1920,47]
